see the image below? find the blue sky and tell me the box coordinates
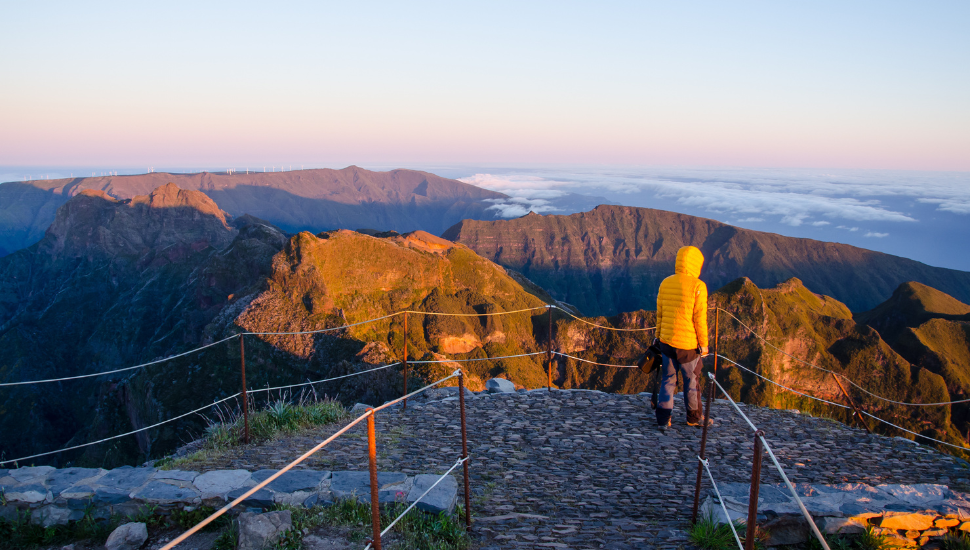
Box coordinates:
[1,1,967,169]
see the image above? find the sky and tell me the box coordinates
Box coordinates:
[1,1,968,170]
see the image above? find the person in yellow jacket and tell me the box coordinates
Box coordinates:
[655,245,712,430]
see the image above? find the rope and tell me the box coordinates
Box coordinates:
[708,374,830,550]
[161,370,462,550]
[242,312,401,336]
[0,362,399,466]
[364,456,470,550]
[2,306,550,387]
[0,393,241,466]
[758,434,831,550]
[160,410,374,550]
[404,306,547,317]
[408,352,546,365]
[860,410,970,451]
[555,306,656,332]
[0,334,240,387]
[716,355,850,409]
[554,352,639,368]
[707,373,759,433]
[697,456,744,550]
[717,308,970,406]
[246,363,400,396]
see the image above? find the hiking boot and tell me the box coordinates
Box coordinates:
[658,418,672,432]
[687,416,713,427]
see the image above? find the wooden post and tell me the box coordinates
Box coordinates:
[403,312,409,410]
[458,371,472,528]
[547,306,553,391]
[367,411,382,550]
[831,372,872,434]
[240,334,250,445]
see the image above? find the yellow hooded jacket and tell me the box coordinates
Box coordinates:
[656,246,709,350]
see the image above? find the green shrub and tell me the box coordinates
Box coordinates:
[688,511,740,550]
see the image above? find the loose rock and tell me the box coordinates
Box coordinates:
[105,522,148,550]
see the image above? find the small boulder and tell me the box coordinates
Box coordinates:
[350,403,371,415]
[238,510,293,550]
[819,517,867,535]
[105,522,148,550]
[881,512,937,531]
[485,378,515,393]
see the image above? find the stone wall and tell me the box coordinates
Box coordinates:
[0,465,457,528]
[702,482,970,548]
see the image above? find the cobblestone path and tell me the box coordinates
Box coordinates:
[182,389,970,550]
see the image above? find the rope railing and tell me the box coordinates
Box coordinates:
[715,355,850,409]
[0,334,241,387]
[555,307,657,332]
[160,370,464,550]
[714,353,970,450]
[0,304,652,388]
[708,372,831,550]
[363,455,470,550]
[0,362,401,467]
[697,456,744,550]
[553,351,639,368]
[717,308,970,407]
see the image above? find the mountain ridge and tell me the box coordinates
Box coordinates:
[0,166,509,256]
[443,204,970,314]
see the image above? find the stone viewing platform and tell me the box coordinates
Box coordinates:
[3,386,969,549]
[151,386,970,549]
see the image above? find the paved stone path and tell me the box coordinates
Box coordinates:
[179,388,970,550]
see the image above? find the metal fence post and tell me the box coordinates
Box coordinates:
[691,306,719,523]
[458,370,472,528]
[367,410,382,550]
[831,372,871,434]
[240,334,250,445]
[403,312,409,411]
[745,430,765,550]
[547,306,553,391]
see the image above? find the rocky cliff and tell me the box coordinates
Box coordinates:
[443,205,970,315]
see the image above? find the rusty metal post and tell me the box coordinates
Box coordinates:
[240,334,250,445]
[830,372,871,433]
[713,306,720,378]
[403,312,408,411]
[744,431,765,550]
[367,410,382,550]
[547,306,553,391]
[691,306,719,523]
[458,370,472,528]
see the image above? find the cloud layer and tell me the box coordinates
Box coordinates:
[461,167,968,224]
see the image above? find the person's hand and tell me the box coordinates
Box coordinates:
[699,346,709,356]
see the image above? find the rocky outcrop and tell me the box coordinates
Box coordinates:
[702,482,970,547]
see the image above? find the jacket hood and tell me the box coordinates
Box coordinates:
[675,246,704,278]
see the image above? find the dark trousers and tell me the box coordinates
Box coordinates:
[655,343,703,426]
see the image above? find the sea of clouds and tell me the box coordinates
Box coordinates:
[447,166,970,271]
